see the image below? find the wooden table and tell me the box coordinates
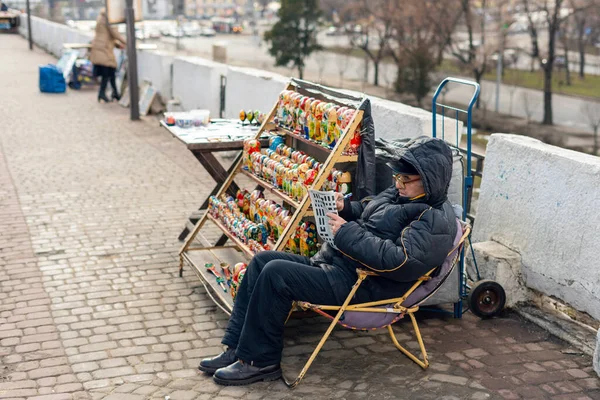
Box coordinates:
[160,120,269,242]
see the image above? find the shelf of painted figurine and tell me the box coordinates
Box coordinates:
[239,169,302,209]
[274,126,358,162]
[206,213,276,258]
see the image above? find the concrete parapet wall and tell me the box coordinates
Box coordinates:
[467,241,529,308]
[137,50,174,104]
[19,15,93,57]
[224,66,289,119]
[172,56,227,116]
[595,330,599,376]
[473,134,600,320]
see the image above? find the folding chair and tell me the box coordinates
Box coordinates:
[283,219,470,388]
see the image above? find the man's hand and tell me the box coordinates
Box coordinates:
[327,213,347,236]
[334,192,345,212]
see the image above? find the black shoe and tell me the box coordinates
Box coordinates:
[98,94,110,103]
[112,93,121,101]
[198,348,237,374]
[213,360,281,386]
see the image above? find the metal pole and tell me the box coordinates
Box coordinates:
[495,45,502,113]
[25,0,32,50]
[125,0,139,120]
[495,7,504,112]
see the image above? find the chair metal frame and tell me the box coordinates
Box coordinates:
[283,223,471,388]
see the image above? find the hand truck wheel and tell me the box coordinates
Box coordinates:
[468,280,506,319]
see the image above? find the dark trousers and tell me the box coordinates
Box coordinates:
[95,65,118,99]
[222,251,353,367]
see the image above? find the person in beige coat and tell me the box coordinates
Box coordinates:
[90,9,126,102]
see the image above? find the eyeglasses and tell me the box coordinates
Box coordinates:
[393,173,421,189]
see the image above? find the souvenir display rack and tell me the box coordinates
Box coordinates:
[179,80,366,313]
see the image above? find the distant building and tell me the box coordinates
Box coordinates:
[143,0,172,19]
[184,0,246,18]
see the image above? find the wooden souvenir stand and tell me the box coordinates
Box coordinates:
[178,80,365,314]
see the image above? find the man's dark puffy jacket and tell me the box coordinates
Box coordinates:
[311,136,458,303]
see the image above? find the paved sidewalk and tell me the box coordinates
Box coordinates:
[1,35,599,400]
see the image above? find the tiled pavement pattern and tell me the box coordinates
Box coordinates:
[1,35,599,400]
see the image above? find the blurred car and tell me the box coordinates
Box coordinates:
[164,28,184,38]
[489,49,519,68]
[183,26,201,37]
[147,29,161,39]
[554,56,566,68]
[200,27,216,37]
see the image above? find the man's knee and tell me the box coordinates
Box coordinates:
[261,260,287,281]
[251,251,278,267]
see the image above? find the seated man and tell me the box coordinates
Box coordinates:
[199,136,458,386]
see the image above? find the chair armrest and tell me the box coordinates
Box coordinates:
[356,268,378,277]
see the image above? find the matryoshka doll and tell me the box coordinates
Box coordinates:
[231,262,247,300]
[249,190,263,218]
[296,163,309,199]
[269,135,284,152]
[288,92,299,128]
[319,103,333,147]
[277,91,286,123]
[302,97,313,139]
[299,222,317,257]
[347,122,362,155]
[256,223,268,246]
[242,191,251,217]
[336,108,350,140]
[313,102,326,143]
[275,164,285,188]
[304,168,317,188]
[243,139,261,170]
[287,223,301,254]
[335,106,348,144]
[280,91,290,128]
[325,105,339,149]
[338,171,352,197]
[331,170,341,192]
[293,95,305,134]
[271,208,283,241]
[308,100,322,141]
[278,212,291,241]
[291,170,301,201]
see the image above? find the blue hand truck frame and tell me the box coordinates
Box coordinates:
[431,77,506,319]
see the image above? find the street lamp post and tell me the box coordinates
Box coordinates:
[25,0,32,50]
[125,0,139,120]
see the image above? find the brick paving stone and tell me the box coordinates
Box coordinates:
[1,34,600,400]
[430,374,469,386]
[464,348,491,358]
[497,389,520,399]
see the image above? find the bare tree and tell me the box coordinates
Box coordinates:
[582,101,600,155]
[559,11,573,85]
[521,0,592,125]
[344,0,397,86]
[448,0,494,108]
[387,0,447,106]
[570,0,600,79]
